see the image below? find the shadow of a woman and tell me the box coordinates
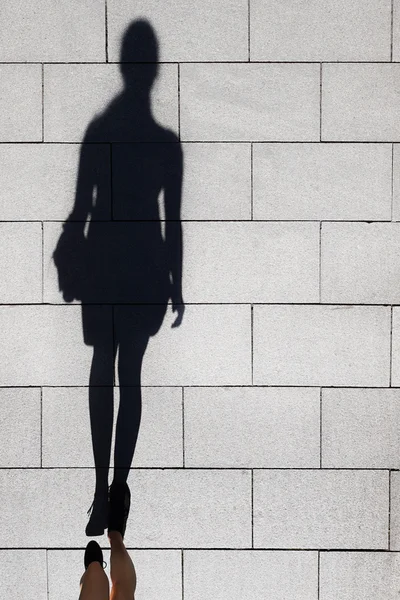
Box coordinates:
[53,19,184,536]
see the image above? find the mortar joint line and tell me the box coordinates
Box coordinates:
[40,386,43,468]
[250,142,254,220]
[41,63,44,142]
[41,221,45,303]
[319,387,323,468]
[181,548,185,600]
[251,305,254,385]
[105,0,109,63]
[319,222,322,303]
[390,305,393,387]
[182,387,185,468]
[317,550,320,600]
[178,63,181,140]
[388,470,391,550]
[391,0,394,62]
[46,548,50,600]
[391,143,394,222]
[319,63,322,142]
[247,0,251,61]
[251,468,254,548]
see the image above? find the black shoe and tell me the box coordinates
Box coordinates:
[85,490,109,537]
[108,481,131,539]
[84,540,106,570]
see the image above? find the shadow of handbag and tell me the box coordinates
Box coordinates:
[53,222,89,303]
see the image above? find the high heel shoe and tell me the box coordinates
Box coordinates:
[84,540,107,569]
[108,481,131,539]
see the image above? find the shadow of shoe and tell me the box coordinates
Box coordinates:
[85,492,109,537]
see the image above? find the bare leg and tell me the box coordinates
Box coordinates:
[79,562,109,600]
[109,531,137,600]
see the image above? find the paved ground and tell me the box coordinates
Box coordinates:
[1,1,400,599]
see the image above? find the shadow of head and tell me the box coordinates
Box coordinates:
[120,19,159,92]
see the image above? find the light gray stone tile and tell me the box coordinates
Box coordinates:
[391,144,400,221]
[250,0,391,61]
[391,308,400,386]
[0,65,42,142]
[253,305,391,386]
[181,143,251,220]
[183,222,319,302]
[392,0,400,61]
[0,469,250,548]
[390,472,400,549]
[184,550,318,600]
[322,64,400,141]
[0,144,110,221]
[44,64,178,142]
[0,550,47,600]
[128,469,251,548]
[321,223,400,303]
[184,387,320,468]
[253,143,392,221]
[42,387,183,467]
[180,63,320,141]
[320,552,400,600]
[0,388,40,467]
[0,223,42,303]
[108,0,248,62]
[322,388,400,469]
[0,0,105,61]
[139,304,251,386]
[0,306,112,386]
[48,549,182,600]
[253,470,388,549]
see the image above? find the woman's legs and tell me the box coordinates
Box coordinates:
[109,531,137,600]
[112,335,149,485]
[79,562,109,600]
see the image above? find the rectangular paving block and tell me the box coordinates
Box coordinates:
[253,470,389,549]
[321,223,400,303]
[183,222,319,303]
[0,0,105,61]
[180,63,320,141]
[131,304,251,386]
[390,308,400,386]
[48,549,182,600]
[0,64,42,142]
[184,550,318,600]
[0,388,41,468]
[0,306,112,386]
[253,305,391,386]
[184,387,320,468]
[0,223,42,303]
[322,64,400,141]
[253,143,392,221]
[390,472,400,549]
[44,64,178,142]
[322,388,400,469]
[0,469,251,548]
[42,387,183,468]
[181,143,251,220]
[0,144,111,221]
[393,0,400,61]
[320,552,400,600]
[108,0,248,61]
[0,550,47,600]
[250,0,391,61]
[391,144,400,221]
